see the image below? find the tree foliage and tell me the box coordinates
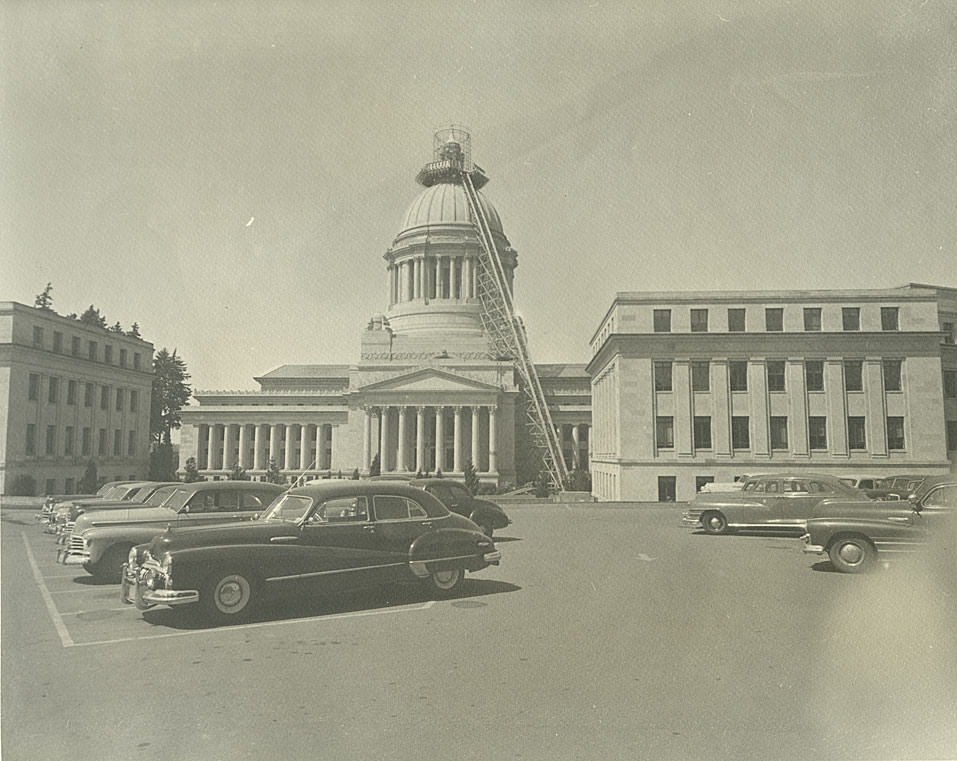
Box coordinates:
[228,462,249,481]
[265,458,282,484]
[34,283,54,311]
[127,322,142,338]
[369,453,381,477]
[463,460,480,496]
[563,468,592,492]
[79,460,98,493]
[150,348,192,446]
[79,305,107,328]
[183,457,203,483]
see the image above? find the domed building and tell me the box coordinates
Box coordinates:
[178,129,591,487]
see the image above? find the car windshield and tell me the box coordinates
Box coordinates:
[163,488,193,511]
[262,494,314,523]
[145,486,178,506]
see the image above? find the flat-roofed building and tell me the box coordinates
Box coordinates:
[587,284,957,502]
[0,302,155,495]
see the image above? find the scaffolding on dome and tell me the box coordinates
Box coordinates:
[420,126,568,490]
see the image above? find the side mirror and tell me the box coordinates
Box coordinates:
[179,505,190,514]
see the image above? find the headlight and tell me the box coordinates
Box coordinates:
[159,553,172,577]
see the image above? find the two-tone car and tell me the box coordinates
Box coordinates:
[682,473,865,535]
[51,481,181,541]
[122,480,501,623]
[57,481,285,580]
[410,478,511,536]
[802,475,956,573]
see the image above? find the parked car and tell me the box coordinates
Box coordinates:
[51,481,181,540]
[885,474,927,498]
[838,476,905,501]
[121,480,502,623]
[682,473,865,535]
[36,480,135,526]
[56,481,285,580]
[802,475,957,572]
[409,478,511,536]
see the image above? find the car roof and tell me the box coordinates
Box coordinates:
[409,478,467,487]
[170,481,286,492]
[747,473,844,483]
[286,480,450,517]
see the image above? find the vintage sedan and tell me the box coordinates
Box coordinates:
[121,481,501,623]
[802,475,956,572]
[410,478,511,536]
[58,481,285,579]
[682,473,865,535]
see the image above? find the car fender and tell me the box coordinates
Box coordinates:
[82,524,169,564]
[805,516,920,548]
[408,527,493,577]
[469,499,509,528]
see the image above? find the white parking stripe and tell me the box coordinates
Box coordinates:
[21,532,74,648]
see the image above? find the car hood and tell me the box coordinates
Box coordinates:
[147,520,301,556]
[73,506,177,532]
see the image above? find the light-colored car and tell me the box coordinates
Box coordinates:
[56,481,285,580]
[682,473,865,535]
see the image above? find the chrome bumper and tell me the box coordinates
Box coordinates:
[121,563,198,610]
[55,547,88,565]
[483,550,502,565]
[681,513,702,526]
[801,534,825,554]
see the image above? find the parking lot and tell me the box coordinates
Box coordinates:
[3,501,956,761]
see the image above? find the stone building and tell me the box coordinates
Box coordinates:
[0,302,155,495]
[587,284,957,502]
[178,132,591,486]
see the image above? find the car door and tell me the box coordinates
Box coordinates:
[734,479,781,525]
[918,483,957,524]
[176,488,241,526]
[366,495,436,578]
[775,479,820,524]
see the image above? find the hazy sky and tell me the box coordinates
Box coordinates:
[2,1,955,390]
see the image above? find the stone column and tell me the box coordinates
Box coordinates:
[237,424,249,469]
[471,406,481,470]
[464,257,473,298]
[435,407,445,472]
[284,424,296,471]
[253,424,266,470]
[488,406,498,473]
[380,407,391,472]
[269,424,281,468]
[571,423,581,469]
[415,406,426,473]
[299,424,311,471]
[363,408,372,471]
[453,406,464,472]
[328,425,336,470]
[398,407,409,471]
[223,424,236,469]
[206,424,219,471]
[413,258,420,300]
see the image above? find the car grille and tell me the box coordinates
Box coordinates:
[68,534,85,554]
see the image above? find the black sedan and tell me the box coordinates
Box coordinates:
[122,481,501,623]
[410,478,511,537]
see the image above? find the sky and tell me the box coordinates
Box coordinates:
[2,0,955,391]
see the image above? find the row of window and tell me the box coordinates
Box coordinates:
[653,359,906,393]
[653,415,907,452]
[27,374,140,412]
[651,306,933,334]
[24,424,139,458]
[32,325,144,368]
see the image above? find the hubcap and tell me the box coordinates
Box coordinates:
[707,516,723,530]
[215,576,249,611]
[838,543,864,565]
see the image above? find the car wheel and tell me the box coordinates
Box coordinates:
[88,544,131,581]
[828,536,876,573]
[701,512,729,535]
[202,571,256,622]
[428,567,463,595]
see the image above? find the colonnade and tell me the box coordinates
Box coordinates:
[389,253,478,306]
[199,422,336,472]
[363,404,496,474]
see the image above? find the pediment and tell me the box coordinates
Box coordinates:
[358,367,499,393]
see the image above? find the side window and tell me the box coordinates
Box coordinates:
[316,496,368,523]
[750,481,766,493]
[240,491,267,509]
[806,481,826,494]
[765,481,780,493]
[213,491,239,511]
[787,481,809,493]
[185,493,211,514]
[373,495,411,521]
[923,485,957,508]
[408,499,428,518]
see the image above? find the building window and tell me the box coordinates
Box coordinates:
[729,360,748,391]
[842,307,860,331]
[128,430,137,456]
[945,371,957,399]
[28,373,40,401]
[808,416,828,450]
[767,360,786,392]
[883,416,905,451]
[130,390,139,412]
[82,427,91,456]
[104,345,113,364]
[887,417,905,450]
[133,352,141,370]
[65,426,74,456]
[67,380,77,405]
[881,307,899,331]
[654,361,673,392]
[88,341,97,361]
[25,424,37,456]
[883,359,902,392]
[71,336,81,356]
[803,308,822,331]
[84,383,94,407]
[33,326,44,347]
[844,360,863,392]
[947,421,957,451]
[770,416,789,450]
[804,360,824,391]
[943,322,955,344]
[655,416,674,449]
[53,331,63,353]
[653,309,671,333]
[847,416,867,450]
[100,386,110,410]
[695,476,715,493]
[657,476,677,502]
[731,416,750,449]
[693,416,712,450]
[98,429,107,456]
[691,360,710,391]
[727,308,746,332]
[690,309,708,333]
[765,308,784,332]
[48,376,59,403]
[46,425,56,456]
[116,388,125,411]
[113,429,122,456]
[120,348,127,367]
[65,477,75,493]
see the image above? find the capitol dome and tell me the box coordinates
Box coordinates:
[396,181,503,240]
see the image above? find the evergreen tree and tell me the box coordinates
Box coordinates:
[79,460,98,493]
[149,443,176,481]
[127,322,142,338]
[265,458,282,484]
[183,456,203,483]
[350,468,360,480]
[34,283,54,311]
[435,468,443,478]
[369,453,381,477]
[228,462,248,480]
[463,460,479,496]
[150,348,192,446]
[79,305,107,328]
[109,321,124,333]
